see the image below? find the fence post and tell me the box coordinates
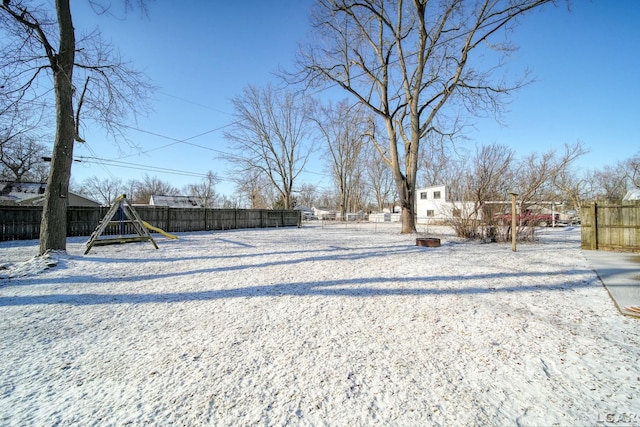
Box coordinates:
[509,192,518,252]
[163,206,170,233]
[591,202,598,250]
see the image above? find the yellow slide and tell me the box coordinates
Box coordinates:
[142,221,178,240]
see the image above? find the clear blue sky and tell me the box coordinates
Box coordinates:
[70,0,640,197]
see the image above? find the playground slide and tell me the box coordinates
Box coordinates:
[142,221,178,240]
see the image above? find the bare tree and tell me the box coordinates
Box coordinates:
[129,174,179,205]
[233,168,271,209]
[219,194,240,209]
[76,175,125,205]
[295,0,552,233]
[537,141,590,209]
[448,143,514,239]
[0,135,49,182]
[296,182,319,208]
[624,152,640,189]
[581,150,640,201]
[466,144,515,203]
[552,167,590,211]
[363,140,396,212]
[585,165,628,201]
[316,188,339,210]
[313,99,369,217]
[225,84,314,209]
[514,142,588,207]
[0,94,49,153]
[419,132,468,201]
[183,171,219,208]
[441,141,585,240]
[1,1,153,254]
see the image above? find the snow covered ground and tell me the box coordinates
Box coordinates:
[1,223,638,426]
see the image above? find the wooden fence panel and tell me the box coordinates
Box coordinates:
[0,206,41,241]
[67,206,107,237]
[581,201,640,252]
[0,206,301,242]
[235,209,258,229]
[136,206,205,233]
[211,209,237,230]
[139,206,171,233]
[282,210,301,227]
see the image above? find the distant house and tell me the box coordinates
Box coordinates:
[294,205,316,220]
[313,207,337,220]
[369,207,401,223]
[369,212,391,223]
[0,181,100,207]
[149,194,207,208]
[623,188,640,201]
[415,184,476,224]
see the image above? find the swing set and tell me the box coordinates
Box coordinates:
[84,194,177,255]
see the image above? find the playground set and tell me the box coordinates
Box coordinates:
[84,195,177,254]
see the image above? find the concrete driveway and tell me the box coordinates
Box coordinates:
[584,250,640,317]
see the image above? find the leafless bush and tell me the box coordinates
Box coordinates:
[446,202,537,243]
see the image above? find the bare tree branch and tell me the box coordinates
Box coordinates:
[224,84,314,209]
[0,0,154,253]
[293,0,553,232]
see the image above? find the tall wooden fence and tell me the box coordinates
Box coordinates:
[0,206,301,242]
[581,201,640,252]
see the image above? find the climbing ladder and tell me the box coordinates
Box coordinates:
[84,194,158,255]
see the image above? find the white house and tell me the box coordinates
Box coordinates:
[623,188,640,201]
[294,205,316,220]
[312,207,337,220]
[149,195,207,208]
[415,184,477,224]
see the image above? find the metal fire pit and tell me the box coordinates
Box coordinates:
[416,237,441,248]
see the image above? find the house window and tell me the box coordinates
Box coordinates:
[426,210,435,217]
[433,191,441,199]
[420,192,428,200]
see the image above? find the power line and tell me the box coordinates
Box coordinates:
[76,156,209,178]
[119,123,245,161]
[75,155,245,184]
[158,91,234,116]
[83,142,117,180]
[119,122,337,181]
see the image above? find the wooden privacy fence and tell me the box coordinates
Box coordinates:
[0,206,301,242]
[581,201,640,252]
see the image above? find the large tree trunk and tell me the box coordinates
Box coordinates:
[39,0,75,255]
[386,116,418,234]
[397,177,416,234]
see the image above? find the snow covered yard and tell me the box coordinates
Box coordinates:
[0,223,638,426]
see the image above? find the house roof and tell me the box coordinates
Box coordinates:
[623,189,640,201]
[0,181,100,207]
[149,194,206,208]
[0,181,46,204]
[294,205,314,213]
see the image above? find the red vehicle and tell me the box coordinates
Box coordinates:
[494,210,559,226]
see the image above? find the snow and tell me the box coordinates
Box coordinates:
[1,223,638,426]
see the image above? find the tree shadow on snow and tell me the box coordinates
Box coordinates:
[0,268,597,307]
[1,244,426,287]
